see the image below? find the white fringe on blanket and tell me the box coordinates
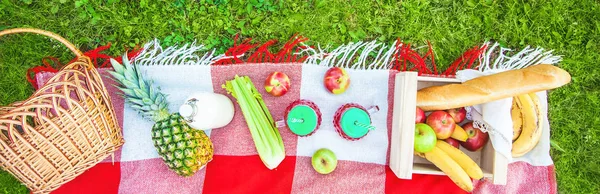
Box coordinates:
[477,41,562,73]
[132,39,226,66]
[129,38,562,73]
[299,40,401,70]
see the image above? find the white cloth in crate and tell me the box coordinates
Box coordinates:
[456,68,553,166]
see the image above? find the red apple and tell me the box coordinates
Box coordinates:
[444,138,460,149]
[425,110,456,139]
[324,67,350,94]
[460,122,489,152]
[446,107,467,123]
[264,72,291,97]
[416,107,426,123]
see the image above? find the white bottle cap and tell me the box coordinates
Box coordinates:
[179,104,195,118]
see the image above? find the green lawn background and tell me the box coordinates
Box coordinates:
[0,0,599,193]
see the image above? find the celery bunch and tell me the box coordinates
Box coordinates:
[223,75,285,170]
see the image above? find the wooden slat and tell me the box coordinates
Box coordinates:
[389,72,418,179]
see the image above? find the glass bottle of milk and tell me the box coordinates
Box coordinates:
[178,92,235,130]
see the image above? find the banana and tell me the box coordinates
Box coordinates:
[512,93,543,157]
[416,146,474,192]
[436,140,483,180]
[451,124,468,142]
[511,96,524,141]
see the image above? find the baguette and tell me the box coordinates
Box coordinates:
[416,64,571,111]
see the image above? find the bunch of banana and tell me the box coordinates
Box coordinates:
[511,93,544,157]
[416,140,483,192]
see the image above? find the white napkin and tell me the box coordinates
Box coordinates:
[456,69,553,166]
[457,69,514,163]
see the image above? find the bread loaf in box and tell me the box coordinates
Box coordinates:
[416,64,571,111]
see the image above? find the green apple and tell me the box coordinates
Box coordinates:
[312,148,338,174]
[414,123,437,153]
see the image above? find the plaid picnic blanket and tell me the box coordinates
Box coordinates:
[29,37,558,194]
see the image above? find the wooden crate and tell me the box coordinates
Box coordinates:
[389,71,508,185]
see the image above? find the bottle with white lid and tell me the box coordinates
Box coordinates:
[179,92,235,130]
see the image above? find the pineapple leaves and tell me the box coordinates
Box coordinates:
[107,53,173,122]
[148,81,156,97]
[155,94,165,106]
[138,73,148,93]
[109,58,125,74]
[124,68,138,84]
[142,98,154,105]
[108,71,126,85]
[121,79,138,90]
[121,53,130,67]
[133,88,149,98]
[128,98,146,106]
[120,88,136,97]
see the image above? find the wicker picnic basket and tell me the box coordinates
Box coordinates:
[0,28,125,193]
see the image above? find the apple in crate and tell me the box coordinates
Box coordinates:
[444,138,460,149]
[426,110,456,139]
[312,148,338,174]
[416,107,426,123]
[446,107,466,123]
[414,123,437,153]
[324,67,350,94]
[460,122,489,151]
[264,72,291,97]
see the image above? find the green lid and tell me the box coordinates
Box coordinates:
[287,105,318,136]
[340,107,372,138]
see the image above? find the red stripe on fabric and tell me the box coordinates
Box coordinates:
[290,156,386,193]
[385,166,468,194]
[119,158,206,194]
[548,165,557,194]
[471,162,556,194]
[209,63,301,156]
[51,162,121,194]
[203,155,296,194]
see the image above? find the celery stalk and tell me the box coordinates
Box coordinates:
[223,75,285,169]
[234,77,275,157]
[236,77,282,163]
[234,76,284,168]
[231,77,273,157]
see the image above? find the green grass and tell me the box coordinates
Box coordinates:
[0,0,599,193]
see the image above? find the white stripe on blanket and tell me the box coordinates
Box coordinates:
[296,64,390,165]
[120,65,214,162]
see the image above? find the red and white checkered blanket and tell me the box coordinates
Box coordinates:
[32,65,555,194]
[29,37,558,194]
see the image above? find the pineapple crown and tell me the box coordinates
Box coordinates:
[108,53,171,122]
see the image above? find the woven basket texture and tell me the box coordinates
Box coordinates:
[0,28,124,194]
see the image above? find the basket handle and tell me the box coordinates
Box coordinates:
[0,28,83,57]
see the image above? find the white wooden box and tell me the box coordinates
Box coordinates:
[389,71,508,185]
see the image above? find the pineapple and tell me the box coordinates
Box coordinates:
[108,54,213,177]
